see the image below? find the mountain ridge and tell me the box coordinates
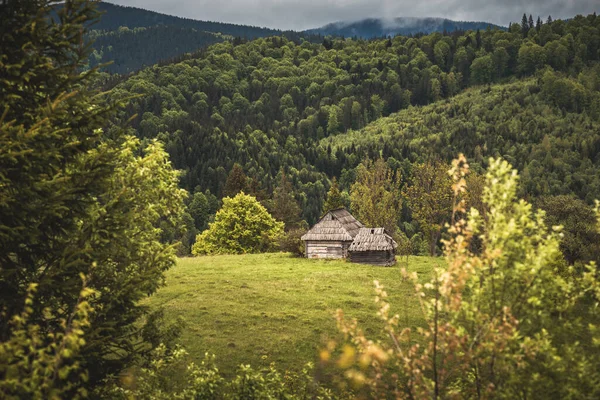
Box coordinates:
[305,17,506,38]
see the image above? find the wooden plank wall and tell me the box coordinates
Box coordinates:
[306,240,349,259]
[349,251,396,266]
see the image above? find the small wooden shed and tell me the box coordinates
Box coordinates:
[348,228,397,266]
[301,208,363,259]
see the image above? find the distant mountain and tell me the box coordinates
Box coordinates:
[84,2,321,74]
[305,17,506,38]
[92,2,283,39]
[87,26,225,75]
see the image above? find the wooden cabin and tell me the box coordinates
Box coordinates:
[348,228,397,266]
[301,208,363,259]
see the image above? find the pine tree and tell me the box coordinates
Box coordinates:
[271,170,303,231]
[528,14,535,30]
[547,15,553,24]
[536,16,542,31]
[323,177,345,214]
[223,163,249,198]
[521,13,530,37]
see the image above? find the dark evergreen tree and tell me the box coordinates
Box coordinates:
[528,14,535,30]
[222,163,249,198]
[270,170,303,231]
[521,13,530,37]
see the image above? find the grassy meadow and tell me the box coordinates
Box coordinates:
[142,253,438,375]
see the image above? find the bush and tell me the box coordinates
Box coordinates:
[278,226,308,257]
[98,344,343,400]
[330,156,600,398]
[192,192,284,255]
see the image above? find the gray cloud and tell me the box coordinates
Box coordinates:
[106,0,598,31]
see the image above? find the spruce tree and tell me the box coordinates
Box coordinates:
[350,158,401,235]
[271,170,303,231]
[0,0,185,386]
[323,177,345,214]
[528,14,535,30]
[521,13,530,37]
[222,163,249,198]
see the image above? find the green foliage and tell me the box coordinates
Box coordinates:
[277,228,307,257]
[192,193,284,255]
[100,343,340,400]
[223,163,250,198]
[518,42,547,74]
[111,13,600,226]
[188,190,219,231]
[537,194,600,266]
[322,177,346,214]
[0,281,94,400]
[270,170,304,231]
[0,0,185,386]
[403,160,453,256]
[86,2,321,74]
[350,158,401,234]
[334,156,600,398]
[86,26,224,74]
[470,54,494,84]
[325,78,600,205]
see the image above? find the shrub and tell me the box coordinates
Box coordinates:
[330,155,600,398]
[192,193,284,255]
[278,226,308,257]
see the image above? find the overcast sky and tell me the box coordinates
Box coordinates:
[106,0,599,31]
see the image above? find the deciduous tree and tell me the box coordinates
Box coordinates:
[403,160,453,256]
[350,158,401,235]
[334,156,600,399]
[192,193,283,255]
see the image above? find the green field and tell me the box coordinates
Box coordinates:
[143,253,437,375]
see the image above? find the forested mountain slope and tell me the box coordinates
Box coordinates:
[86,2,321,74]
[111,13,600,223]
[306,17,504,39]
[93,2,282,38]
[323,77,600,202]
[87,26,226,74]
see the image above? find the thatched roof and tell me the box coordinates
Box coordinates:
[348,228,398,252]
[301,208,363,242]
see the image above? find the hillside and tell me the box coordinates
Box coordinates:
[306,17,505,38]
[322,78,600,202]
[85,2,322,74]
[111,13,600,224]
[87,26,226,74]
[93,2,283,38]
[142,253,433,375]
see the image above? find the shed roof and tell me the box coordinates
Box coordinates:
[348,228,398,252]
[301,208,363,242]
[329,208,363,238]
